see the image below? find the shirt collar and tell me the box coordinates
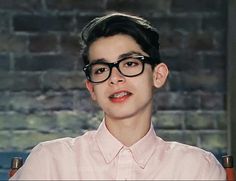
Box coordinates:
[130,124,158,168]
[95,120,158,169]
[95,120,124,164]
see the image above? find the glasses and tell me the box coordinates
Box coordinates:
[83,55,154,83]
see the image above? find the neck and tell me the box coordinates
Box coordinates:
[104,112,152,147]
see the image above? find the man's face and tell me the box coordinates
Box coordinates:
[85,34,168,120]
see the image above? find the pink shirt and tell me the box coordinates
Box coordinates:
[11,121,226,180]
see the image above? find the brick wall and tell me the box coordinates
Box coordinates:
[0,0,227,179]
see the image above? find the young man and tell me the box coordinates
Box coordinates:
[10,13,225,180]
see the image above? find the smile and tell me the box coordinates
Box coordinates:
[109,91,132,103]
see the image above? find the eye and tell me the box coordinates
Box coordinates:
[125,61,137,67]
[123,58,141,67]
[92,66,109,75]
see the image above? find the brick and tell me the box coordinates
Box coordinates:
[60,34,81,55]
[161,50,223,72]
[82,111,103,131]
[54,108,103,133]
[30,92,73,111]
[13,15,74,32]
[171,0,225,13]
[159,30,184,49]
[0,131,11,149]
[0,111,101,136]
[73,90,101,113]
[0,92,37,112]
[167,71,182,91]
[169,68,226,92]
[200,131,227,152]
[0,112,29,130]
[184,131,198,146]
[46,0,105,11]
[0,12,10,33]
[55,111,83,131]
[214,111,227,130]
[153,92,201,110]
[202,16,227,31]
[150,16,200,33]
[168,70,226,92]
[200,93,225,110]
[214,31,226,51]
[29,34,58,53]
[160,53,183,71]
[164,54,202,72]
[76,15,98,31]
[1,93,37,112]
[202,53,226,70]
[76,57,85,71]
[187,32,215,51]
[0,92,73,112]
[157,130,184,143]
[0,0,42,11]
[42,72,85,90]
[9,131,72,150]
[0,34,28,53]
[25,92,73,110]
[0,72,42,91]
[180,70,225,92]
[0,54,10,70]
[152,111,185,129]
[25,113,57,131]
[14,54,76,71]
[106,0,171,15]
[84,110,104,131]
[56,110,103,133]
[185,111,217,130]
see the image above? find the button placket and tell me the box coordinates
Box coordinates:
[116,149,133,180]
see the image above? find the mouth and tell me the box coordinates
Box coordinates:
[109,90,132,103]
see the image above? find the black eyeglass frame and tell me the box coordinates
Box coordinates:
[83,55,156,83]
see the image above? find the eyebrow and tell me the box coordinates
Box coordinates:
[118,51,143,60]
[90,51,143,64]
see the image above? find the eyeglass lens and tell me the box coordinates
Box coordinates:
[89,56,144,83]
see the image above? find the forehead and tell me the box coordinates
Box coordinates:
[88,34,146,63]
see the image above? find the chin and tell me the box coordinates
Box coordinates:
[105,109,138,120]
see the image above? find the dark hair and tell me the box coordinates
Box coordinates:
[80,13,161,66]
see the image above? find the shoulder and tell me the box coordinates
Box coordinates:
[167,141,211,157]
[165,141,217,165]
[164,141,225,179]
[10,131,97,179]
[32,130,97,154]
[32,137,74,152]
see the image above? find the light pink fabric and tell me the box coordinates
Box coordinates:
[11,121,226,180]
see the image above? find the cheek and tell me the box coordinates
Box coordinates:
[142,72,155,95]
[133,74,154,94]
[143,69,155,87]
[93,86,106,101]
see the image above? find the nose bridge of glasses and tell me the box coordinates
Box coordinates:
[109,61,123,74]
[109,61,125,81]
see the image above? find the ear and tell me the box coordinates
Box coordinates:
[85,80,97,101]
[153,63,169,88]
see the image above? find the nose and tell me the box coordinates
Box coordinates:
[109,67,125,85]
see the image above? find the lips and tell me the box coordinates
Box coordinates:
[109,90,132,103]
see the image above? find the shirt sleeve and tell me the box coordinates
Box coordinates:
[9,143,52,180]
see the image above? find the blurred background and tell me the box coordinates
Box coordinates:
[0,0,235,179]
